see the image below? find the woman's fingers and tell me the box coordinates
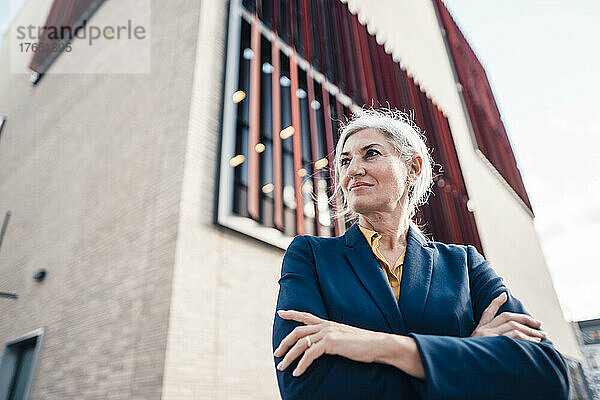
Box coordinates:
[479,292,507,326]
[277,329,328,372]
[488,311,542,330]
[274,310,336,375]
[277,310,324,325]
[472,296,547,343]
[504,329,543,343]
[471,292,507,337]
[474,319,547,343]
[274,324,322,357]
[293,340,326,376]
[495,320,547,341]
[276,336,310,372]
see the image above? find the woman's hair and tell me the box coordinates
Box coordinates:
[331,107,435,221]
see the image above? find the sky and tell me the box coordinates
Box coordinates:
[0,0,24,48]
[443,0,600,321]
[1,0,598,320]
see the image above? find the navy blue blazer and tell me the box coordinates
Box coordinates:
[272,223,569,400]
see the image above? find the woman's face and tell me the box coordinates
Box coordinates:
[339,128,411,216]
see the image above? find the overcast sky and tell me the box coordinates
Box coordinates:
[443,0,600,321]
[0,1,11,41]
[2,0,598,320]
[0,1,23,46]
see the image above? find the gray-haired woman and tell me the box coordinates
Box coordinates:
[272,108,568,399]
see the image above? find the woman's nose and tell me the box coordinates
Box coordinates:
[347,157,365,176]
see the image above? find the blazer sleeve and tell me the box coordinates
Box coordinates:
[408,245,570,400]
[273,236,410,400]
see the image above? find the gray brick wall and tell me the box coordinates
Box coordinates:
[0,0,201,398]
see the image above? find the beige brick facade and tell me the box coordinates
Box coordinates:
[1,0,200,398]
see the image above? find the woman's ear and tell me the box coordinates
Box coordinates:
[408,155,423,181]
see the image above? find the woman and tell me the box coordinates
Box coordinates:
[272,109,569,400]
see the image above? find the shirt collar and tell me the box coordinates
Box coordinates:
[358,224,381,246]
[357,224,408,260]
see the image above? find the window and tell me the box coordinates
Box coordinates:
[0,329,45,400]
[0,211,11,253]
[579,322,600,345]
[218,0,483,253]
[0,117,6,142]
[434,0,533,214]
[563,356,596,400]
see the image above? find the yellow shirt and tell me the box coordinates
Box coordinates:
[358,225,405,302]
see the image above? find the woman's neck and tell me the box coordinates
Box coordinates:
[358,213,410,251]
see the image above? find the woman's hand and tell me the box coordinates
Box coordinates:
[274,310,385,377]
[470,292,547,343]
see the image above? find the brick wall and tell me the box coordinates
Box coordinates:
[0,0,200,398]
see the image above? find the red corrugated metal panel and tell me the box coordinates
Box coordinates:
[335,1,358,102]
[434,0,533,213]
[377,44,397,107]
[300,0,312,61]
[366,33,386,104]
[350,14,375,105]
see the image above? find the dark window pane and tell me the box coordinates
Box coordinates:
[313,82,326,159]
[280,51,293,152]
[260,37,273,141]
[8,345,35,400]
[294,0,305,56]
[232,19,252,217]
[235,126,249,186]
[298,70,312,165]
[237,19,252,126]
[262,0,274,28]
[242,0,255,13]
[233,184,249,217]
[282,152,296,209]
[329,94,340,146]
[324,1,341,87]
[279,0,291,43]
[261,195,275,228]
[260,141,274,196]
[309,0,322,70]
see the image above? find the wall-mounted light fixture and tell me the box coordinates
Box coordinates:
[33,269,47,282]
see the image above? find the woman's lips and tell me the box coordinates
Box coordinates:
[350,184,373,191]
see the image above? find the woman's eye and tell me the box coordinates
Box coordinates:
[340,158,350,166]
[365,149,380,158]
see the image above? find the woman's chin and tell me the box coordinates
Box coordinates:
[349,199,378,215]
[349,197,403,216]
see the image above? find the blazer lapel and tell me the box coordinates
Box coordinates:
[398,226,434,332]
[343,223,406,334]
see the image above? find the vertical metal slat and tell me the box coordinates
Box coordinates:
[247,16,262,220]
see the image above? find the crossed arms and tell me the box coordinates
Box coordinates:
[272,236,569,400]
